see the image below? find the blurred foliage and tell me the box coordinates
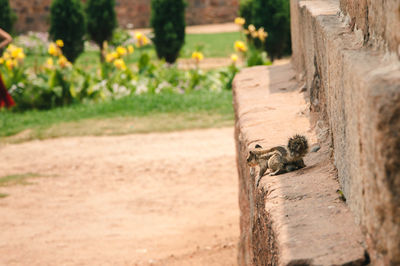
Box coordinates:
[150,0,186,63]
[109,28,132,47]
[49,0,86,62]
[1,41,239,111]
[0,0,16,34]
[86,0,117,59]
[239,0,253,29]
[240,0,291,61]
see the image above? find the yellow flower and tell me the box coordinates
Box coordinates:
[6,44,17,54]
[4,44,24,62]
[3,52,10,60]
[11,47,20,58]
[135,32,150,47]
[234,41,247,52]
[56,39,64,48]
[111,51,119,59]
[0,58,4,64]
[48,43,56,55]
[248,24,256,33]
[231,54,238,63]
[105,53,115,63]
[4,45,25,62]
[16,49,25,61]
[17,52,26,60]
[58,56,71,68]
[48,43,61,56]
[116,46,127,56]
[128,45,134,54]
[235,17,245,26]
[5,59,14,70]
[142,36,150,46]
[46,58,54,67]
[191,51,204,62]
[258,27,268,42]
[114,58,126,70]
[135,32,143,40]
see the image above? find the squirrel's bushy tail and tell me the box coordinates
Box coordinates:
[288,134,308,155]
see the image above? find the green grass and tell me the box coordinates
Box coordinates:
[0,173,42,187]
[181,32,241,58]
[0,90,234,143]
[23,32,240,69]
[75,46,156,69]
[24,47,156,70]
[5,31,238,142]
[0,173,46,199]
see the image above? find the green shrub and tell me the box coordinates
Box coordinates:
[109,28,132,47]
[49,0,86,62]
[150,0,186,63]
[86,0,117,60]
[239,0,253,29]
[0,0,16,33]
[251,0,291,61]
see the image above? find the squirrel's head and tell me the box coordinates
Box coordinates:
[288,135,308,159]
[247,150,257,166]
[247,144,263,166]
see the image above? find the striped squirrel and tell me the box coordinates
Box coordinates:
[247,135,309,187]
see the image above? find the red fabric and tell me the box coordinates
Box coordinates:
[0,73,15,108]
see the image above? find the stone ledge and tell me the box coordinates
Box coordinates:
[234,63,367,265]
[291,0,400,263]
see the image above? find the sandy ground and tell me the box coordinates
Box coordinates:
[135,23,238,34]
[0,128,239,265]
[178,57,243,70]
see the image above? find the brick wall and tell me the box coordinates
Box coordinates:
[10,0,52,32]
[10,0,239,33]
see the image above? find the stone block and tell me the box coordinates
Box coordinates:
[291,0,400,264]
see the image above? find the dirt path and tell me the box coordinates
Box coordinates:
[135,23,238,34]
[0,128,239,265]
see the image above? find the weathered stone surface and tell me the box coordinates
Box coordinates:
[291,0,400,264]
[9,0,239,32]
[339,0,400,56]
[234,63,367,265]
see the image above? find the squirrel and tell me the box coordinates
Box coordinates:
[246,134,309,187]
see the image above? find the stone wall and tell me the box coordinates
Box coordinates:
[291,0,400,264]
[233,63,367,265]
[10,0,239,33]
[339,0,400,54]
